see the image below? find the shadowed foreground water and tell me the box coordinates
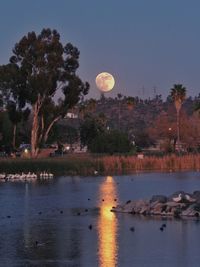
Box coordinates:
[1,172,200,266]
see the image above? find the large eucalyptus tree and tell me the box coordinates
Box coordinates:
[0,28,89,157]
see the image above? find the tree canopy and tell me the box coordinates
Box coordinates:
[0,28,89,157]
[170,84,186,112]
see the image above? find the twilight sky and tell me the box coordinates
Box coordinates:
[0,0,200,99]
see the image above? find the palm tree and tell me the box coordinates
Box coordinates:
[170,84,186,152]
[126,96,135,111]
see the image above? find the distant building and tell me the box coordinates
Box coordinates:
[65,112,78,119]
[137,153,144,159]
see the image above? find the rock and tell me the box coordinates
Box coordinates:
[139,205,150,215]
[111,205,124,213]
[193,191,200,202]
[150,202,165,215]
[192,203,200,212]
[182,206,200,217]
[173,208,182,218]
[131,200,149,214]
[111,191,200,219]
[150,195,167,204]
[166,201,186,208]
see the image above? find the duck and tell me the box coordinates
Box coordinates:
[35,241,46,247]
[88,224,93,230]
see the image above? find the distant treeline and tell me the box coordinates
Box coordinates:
[78,92,200,152]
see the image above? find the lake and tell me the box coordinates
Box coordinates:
[1,171,200,267]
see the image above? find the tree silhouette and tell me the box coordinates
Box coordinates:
[0,29,89,157]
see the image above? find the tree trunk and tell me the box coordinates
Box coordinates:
[118,101,121,129]
[43,115,61,143]
[173,137,177,152]
[13,124,16,149]
[177,109,180,153]
[31,104,40,158]
[38,115,45,146]
[31,97,62,157]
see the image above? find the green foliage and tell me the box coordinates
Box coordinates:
[89,130,133,154]
[134,131,152,148]
[80,115,106,147]
[48,123,78,145]
[7,101,22,125]
[0,111,12,145]
[0,28,89,156]
[0,157,96,176]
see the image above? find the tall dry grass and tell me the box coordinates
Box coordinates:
[97,154,200,174]
[1,154,200,175]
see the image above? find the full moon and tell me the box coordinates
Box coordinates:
[95,72,115,92]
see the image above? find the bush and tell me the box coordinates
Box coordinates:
[89,130,134,154]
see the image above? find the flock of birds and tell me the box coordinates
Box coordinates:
[172,193,196,203]
[0,172,54,182]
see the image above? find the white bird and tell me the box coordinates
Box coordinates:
[185,194,196,203]
[172,193,182,202]
[21,172,26,180]
[0,173,5,179]
[49,173,53,179]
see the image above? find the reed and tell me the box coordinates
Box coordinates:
[0,154,200,175]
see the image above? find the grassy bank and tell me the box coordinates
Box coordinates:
[1,154,200,176]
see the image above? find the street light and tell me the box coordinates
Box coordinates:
[168,127,173,152]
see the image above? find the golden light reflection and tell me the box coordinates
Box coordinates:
[24,183,30,248]
[97,176,118,267]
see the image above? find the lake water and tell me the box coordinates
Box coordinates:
[1,171,200,267]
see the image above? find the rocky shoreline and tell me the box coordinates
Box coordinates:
[111,191,200,218]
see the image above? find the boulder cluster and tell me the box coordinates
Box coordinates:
[111,191,200,218]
